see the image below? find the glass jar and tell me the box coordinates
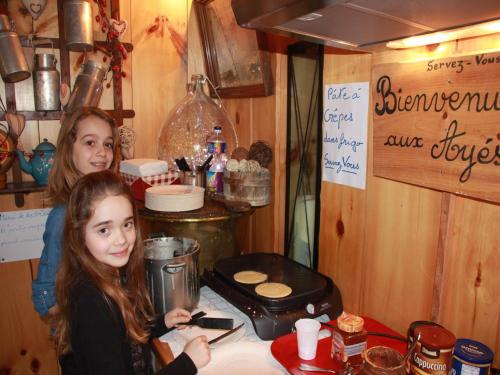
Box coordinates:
[157,74,236,171]
[331,313,368,366]
[359,346,405,375]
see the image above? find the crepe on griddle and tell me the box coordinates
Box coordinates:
[233,270,268,284]
[255,282,292,298]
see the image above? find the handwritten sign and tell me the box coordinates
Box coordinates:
[322,82,369,189]
[0,209,50,263]
[372,51,500,203]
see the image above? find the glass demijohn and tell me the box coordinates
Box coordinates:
[157,74,236,171]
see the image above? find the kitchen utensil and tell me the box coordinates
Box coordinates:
[175,157,191,172]
[198,154,213,171]
[33,41,61,111]
[180,317,234,330]
[202,253,343,340]
[0,15,30,83]
[207,323,244,345]
[145,185,205,212]
[187,310,206,322]
[144,237,200,314]
[63,0,93,51]
[299,363,336,373]
[64,59,106,112]
[15,138,56,185]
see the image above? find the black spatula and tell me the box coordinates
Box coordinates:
[180,317,234,330]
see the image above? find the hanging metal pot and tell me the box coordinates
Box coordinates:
[33,40,61,111]
[63,0,94,52]
[64,59,107,112]
[0,15,30,83]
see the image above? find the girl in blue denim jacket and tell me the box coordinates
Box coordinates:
[32,107,121,316]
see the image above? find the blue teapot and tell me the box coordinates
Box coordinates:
[15,138,56,186]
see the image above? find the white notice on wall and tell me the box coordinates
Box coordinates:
[0,208,50,263]
[322,82,369,189]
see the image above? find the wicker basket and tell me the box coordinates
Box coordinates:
[223,169,271,207]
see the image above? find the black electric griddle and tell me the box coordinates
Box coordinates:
[202,253,343,340]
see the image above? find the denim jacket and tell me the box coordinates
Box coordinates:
[31,204,66,316]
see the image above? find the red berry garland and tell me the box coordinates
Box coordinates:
[94,0,128,88]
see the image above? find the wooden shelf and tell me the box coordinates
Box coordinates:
[0,181,46,195]
[0,109,135,121]
[0,0,133,207]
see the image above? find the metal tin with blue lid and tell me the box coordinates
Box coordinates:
[452,338,494,375]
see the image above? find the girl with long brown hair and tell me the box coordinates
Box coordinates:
[55,170,210,374]
[32,107,121,317]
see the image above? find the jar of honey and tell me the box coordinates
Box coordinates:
[331,312,368,366]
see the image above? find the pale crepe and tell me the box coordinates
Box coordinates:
[255,282,292,298]
[233,270,268,284]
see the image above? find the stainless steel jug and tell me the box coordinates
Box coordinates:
[33,52,61,111]
[144,237,200,315]
[0,15,30,83]
[63,0,94,51]
[64,59,106,112]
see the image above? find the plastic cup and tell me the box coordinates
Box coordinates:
[295,318,321,360]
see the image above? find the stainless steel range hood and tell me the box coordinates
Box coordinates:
[231,0,500,50]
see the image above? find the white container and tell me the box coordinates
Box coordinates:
[145,185,204,212]
[120,158,168,176]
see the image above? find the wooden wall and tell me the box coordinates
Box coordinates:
[2,0,497,372]
[319,35,500,366]
[0,0,284,372]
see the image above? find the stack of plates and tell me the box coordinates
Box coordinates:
[145,185,205,212]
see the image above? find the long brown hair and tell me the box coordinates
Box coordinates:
[47,107,121,205]
[54,171,153,355]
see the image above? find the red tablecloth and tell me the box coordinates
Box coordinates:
[271,317,407,374]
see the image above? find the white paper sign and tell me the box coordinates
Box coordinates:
[0,208,50,263]
[322,82,369,189]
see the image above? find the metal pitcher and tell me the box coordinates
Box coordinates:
[0,15,30,83]
[63,0,94,51]
[33,44,61,111]
[64,59,107,112]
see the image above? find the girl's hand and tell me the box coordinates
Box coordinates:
[184,336,211,369]
[164,308,191,329]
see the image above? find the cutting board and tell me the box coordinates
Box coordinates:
[271,317,407,375]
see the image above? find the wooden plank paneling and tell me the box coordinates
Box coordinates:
[131,0,188,159]
[0,260,58,375]
[319,53,372,314]
[321,34,500,368]
[438,197,500,364]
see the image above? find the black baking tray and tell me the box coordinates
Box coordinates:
[212,253,329,311]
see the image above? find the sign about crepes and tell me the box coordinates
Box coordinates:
[372,51,500,203]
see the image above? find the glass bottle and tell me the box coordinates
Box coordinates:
[206,153,225,193]
[331,313,368,367]
[157,74,236,171]
[207,126,226,156]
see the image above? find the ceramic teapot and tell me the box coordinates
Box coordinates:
[15,138,56,185]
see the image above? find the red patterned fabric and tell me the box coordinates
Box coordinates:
[121,172,180,201]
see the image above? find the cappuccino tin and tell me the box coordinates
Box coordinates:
[410,325,456,375]
[451,339,493,375]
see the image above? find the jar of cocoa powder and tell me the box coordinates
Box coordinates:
[409,325,456,375]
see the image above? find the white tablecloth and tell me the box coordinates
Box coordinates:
[159,285,287,372]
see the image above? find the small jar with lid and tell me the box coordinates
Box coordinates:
[331,312,368,367]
